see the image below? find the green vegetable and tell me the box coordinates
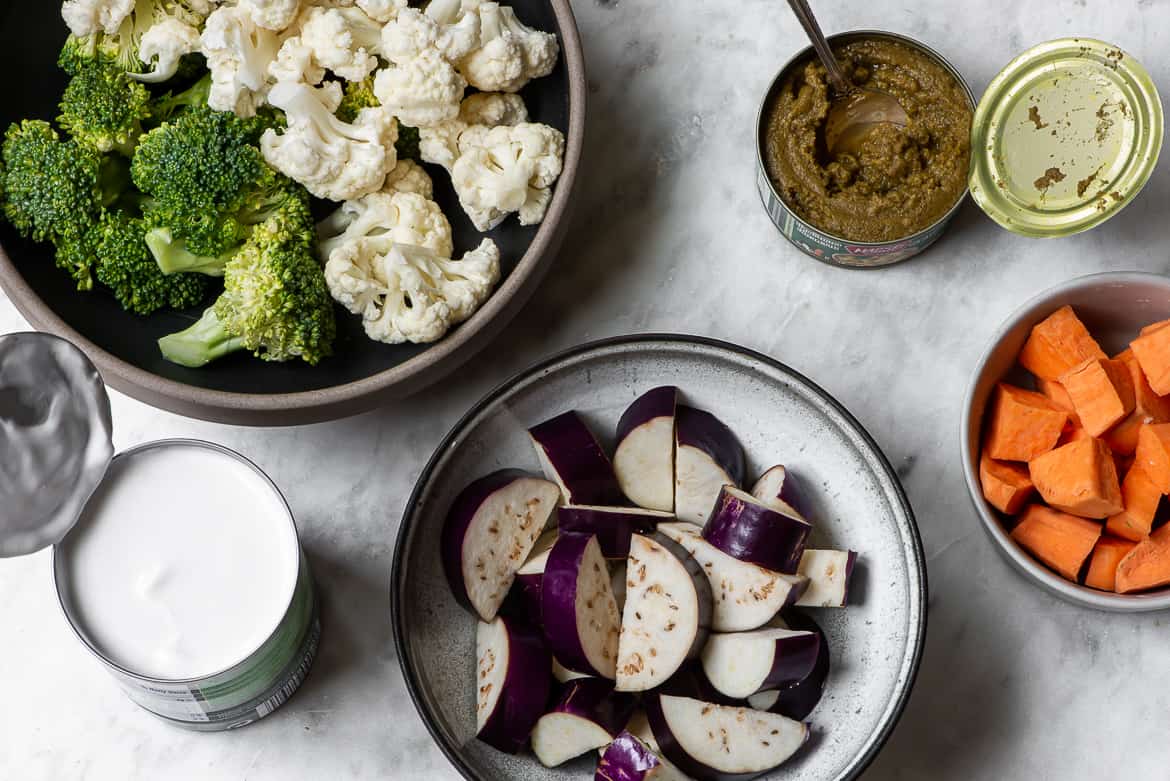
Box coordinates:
[159,199,336,367]
[1,120,131,289]
[58,60,152,155]
[91,210,211,315]
[132,105,294,266]
[147,73,212,125]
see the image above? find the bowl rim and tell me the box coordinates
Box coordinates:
[0,0,587,427]
[960,270,1170,611]
[390,333,928,781]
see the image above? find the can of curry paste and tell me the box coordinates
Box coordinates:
[755,31,975,269]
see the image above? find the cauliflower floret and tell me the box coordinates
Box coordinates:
[62,0,135,37]
[457,2,558,93]
[418,91,527,170]
[202,5,282,116]
[373,47,465,128]
[381,159,434,199]
[383,6,478,62]
[318,190,453,260]
[134,16,203,83]
[269,34,327,85]
[298,5,384,82]
[355,0,406,23]
[450,122,563,230]
[261,80,397,201]
[239,0,301,31]
[325,237,500,344]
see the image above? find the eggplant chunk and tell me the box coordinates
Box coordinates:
[644,695,808,781]
[700,627,821,699]
[559,504,673,558]
[475,615,551,753]
[795,549,857,608]
[747,611,830,721]
[542,533,622,678]
[614,386,679,511]
[657,523,807,632]
[701,485,812,574]
[442,470,561,621]
[615,533,712,692]
[532,678,637,767]
[674,405,745,524]
[750,465,810,522]
[529,411,623,505]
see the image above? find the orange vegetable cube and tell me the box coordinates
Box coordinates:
[1059,358,1135,437]
[1130,325,1170,396]
[1116,524,1170,593]
[1103,350,1170,454]
[1011,504,1102,581]
[1019,306,1107,381]
[1134,423,1170,493]
[1084,536,1138,591]
[1028,437,1123,518]
[1140,319,1170,336]
[1036,377,1080,426]
[985,383,1068,462]
[979,454,1034,514]
[1105,466,1162,541]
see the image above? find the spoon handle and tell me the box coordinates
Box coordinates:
[785,0,853,94]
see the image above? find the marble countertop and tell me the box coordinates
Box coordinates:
[5,0,1170,778]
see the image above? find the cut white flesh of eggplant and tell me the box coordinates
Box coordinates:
[657,523,807,632]
[613,387,679,511]
[542,534,622,678]
[750,466,807,521]
[535,713,614,768]
[795,549,856,608]
[616,534,710,692]
[444,472,562,621]
[475,615,550,753]
[553,656,591,683]
[699,628,820,699]
[675,445,736,525]
[646,695,808,780]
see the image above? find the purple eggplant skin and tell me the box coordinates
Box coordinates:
[541,532,616,677]
[559,505,667,558]
[597,731,661,781]
[477,615,552,754]
[616,386,678,443]
[442,469,537,615]
[755,611,830,721]
[701,486,812,574]
[504,570,544,626]
[750,465,811,521]
[675,405,746,486]
[550,677,638,737]
[529,411,624,505]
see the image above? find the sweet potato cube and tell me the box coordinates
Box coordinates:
[1140,319,1170,336]
[1131,325,1170,396]
[1028,437,1123,518]
[1036,377,1080,425]
[1059,358,1135,437]
[985,383,1068,462]
[1103,351,1170,454]
[1010,504,1102,581]
[979,454,1035,514]
[1106,466,1162,541]
[1116,524,1170,593]
[1134,423,1170,493]
[1084,536,1138,591]
[1019,306,1107,381]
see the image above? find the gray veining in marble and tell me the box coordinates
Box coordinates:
[4,0,1170,778]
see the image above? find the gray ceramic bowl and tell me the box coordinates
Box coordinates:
[392,335,926,780]
[961,272,1170,611]
[0,0,585,426]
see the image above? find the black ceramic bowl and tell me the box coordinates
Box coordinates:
[0,1,585,425]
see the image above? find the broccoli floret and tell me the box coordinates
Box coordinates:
[158,200,335,367]
[91,210,211,314]
[59,0,208,76]
[337,79,419,161]
[1,120,132,288]
[147,73,211,126]
[59,60,152,155]
[132,106,297,267]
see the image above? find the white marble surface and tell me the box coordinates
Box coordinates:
[5,0,1170,778]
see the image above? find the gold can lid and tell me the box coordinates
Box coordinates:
[970,38,1163,237]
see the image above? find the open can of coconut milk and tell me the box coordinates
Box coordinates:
[0,333,319,731]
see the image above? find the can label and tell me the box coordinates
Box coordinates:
[755,168,947,268]
[108,554,319,731]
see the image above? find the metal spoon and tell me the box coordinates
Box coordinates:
[786,0,908,156]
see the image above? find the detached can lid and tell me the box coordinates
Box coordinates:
[0,333,113,557]
[969,38,1163,237]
